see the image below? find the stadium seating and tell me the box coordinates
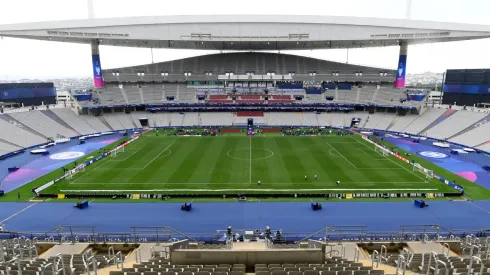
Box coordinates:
[0,116,46,147]
[8,111,76,138]
[50,109,97,135]
[0,105,489,157]
[450,122,490,147]
[402,108,446,135]
[102,52,394,78]
[425,110,488,140]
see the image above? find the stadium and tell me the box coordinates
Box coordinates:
[0,8,489,275]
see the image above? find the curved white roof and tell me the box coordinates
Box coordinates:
[1,15,489,50]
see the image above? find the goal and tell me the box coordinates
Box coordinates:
[413,163,434,179]
[65,164,85,180]
[374,146,390,157]
[111,146,125,157]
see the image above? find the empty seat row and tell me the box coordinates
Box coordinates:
[255,270,383,275]
[110,272,245,275]
[123,268,244,273]
[257,267,372,272]
[133,266,234,272]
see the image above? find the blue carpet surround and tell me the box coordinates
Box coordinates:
[0,201,488,238]
[0,134,125,193]
[384,135,490,189]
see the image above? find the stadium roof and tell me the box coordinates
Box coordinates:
[1,15,490,50]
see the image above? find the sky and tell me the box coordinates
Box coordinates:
[0,0,490,79]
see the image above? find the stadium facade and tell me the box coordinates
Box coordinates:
[1,15,490,89]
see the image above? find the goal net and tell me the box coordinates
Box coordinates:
[374,146,390,157]
[111,146,125,157]
[413,163,434,180]
[65,164,86,180]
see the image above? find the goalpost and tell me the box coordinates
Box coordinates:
[413,163,434,180]
[65,164,86,181]
[111,146,125,157]
[374,146,390,157]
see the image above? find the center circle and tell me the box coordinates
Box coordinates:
[227,148,274,160]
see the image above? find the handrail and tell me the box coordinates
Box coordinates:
[380,245,387,263]
[108,246,115,262]
[468,256,482,275]
[422,234,428,243]
[436,260,447,275]
[372,250,379,268]
[7,258,21,275]
[442,243,450,256]
[116,251,124,269]
[470,244,480,257]
[41,262,52,275]
[402,247,411,265]
[0,241,5,262]
[82,248,93,264]
[86,256,97,275]
[56,253,66,275]
[354,247,360,262]
[426,251,438,275]
[341,244,345,258]
[135,247,141,263]
[396,255,406,275]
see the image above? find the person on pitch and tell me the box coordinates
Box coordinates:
[304,175,308,180]
[336,180,340,185]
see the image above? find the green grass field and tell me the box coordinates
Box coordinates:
[42,132,455,195]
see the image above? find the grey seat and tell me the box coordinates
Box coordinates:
[256,272,271,275]
[212,272,228,275]
[304,270,320,275]
[289,272,302,275]
[229,272,245,275]
[215,267,230,272]
[195,272,211,275]
[109,272,125,275]
[285,268,299,272]
[256,268,270,272]
[271,271,288,275]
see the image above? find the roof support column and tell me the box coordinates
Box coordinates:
[91,40,104,88]
[394,42,408,88]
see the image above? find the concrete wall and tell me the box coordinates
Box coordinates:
[170,249,324,266]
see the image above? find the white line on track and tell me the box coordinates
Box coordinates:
[61,188,440,192]
[0,203,38,224]
[142,141,176,169]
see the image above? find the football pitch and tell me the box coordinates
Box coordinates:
[43,132,456,195]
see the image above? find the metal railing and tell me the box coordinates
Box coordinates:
[372,250,379,268]
[396,255,406,275]
[0,224,488,244]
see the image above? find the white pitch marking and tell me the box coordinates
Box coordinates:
[142,141,176,169]
[61,188,440,193]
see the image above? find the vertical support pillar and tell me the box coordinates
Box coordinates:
[91,40,104,88]
[394,42,408,88]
